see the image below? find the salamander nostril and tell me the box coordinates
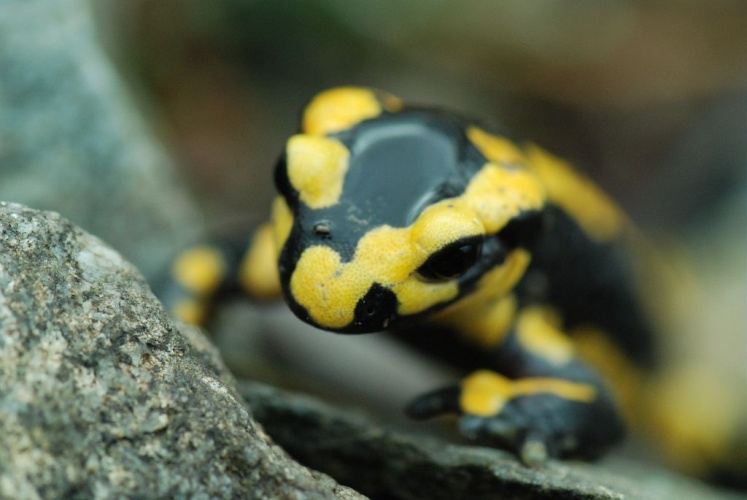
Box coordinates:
[312,220,333,239]
[353,283,397,331]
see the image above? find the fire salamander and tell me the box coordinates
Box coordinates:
[162,87,746,484]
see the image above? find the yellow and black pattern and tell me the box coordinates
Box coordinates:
[160,87,746,486]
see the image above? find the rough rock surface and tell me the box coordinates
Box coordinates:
[0,203,359,499]
[242,381,747,500]
[0,0,203,279]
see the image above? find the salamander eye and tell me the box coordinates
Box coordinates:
[417,237,483,281]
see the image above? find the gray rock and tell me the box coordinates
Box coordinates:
[242,381,747,500]
[0,202,360,499]
[0,0,203,280]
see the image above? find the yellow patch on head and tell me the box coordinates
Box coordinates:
[287,135,350,209]
[410,201,485,255]
[239,224,282,300]
[171,246,226,295]
[524,144,627,242]
[289,245,353,328]
[290,225,461,329]
[467,126,527,166]
[516,306,575,366]
[462,163,545,234]
[302,87,402,136]
[460,370,597,417]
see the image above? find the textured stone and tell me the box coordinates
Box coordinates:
[0,202,359,499]
[242,381,747,500]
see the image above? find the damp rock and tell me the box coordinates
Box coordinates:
[242,380,746,500]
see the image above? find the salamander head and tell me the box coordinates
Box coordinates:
[271,87,545,333]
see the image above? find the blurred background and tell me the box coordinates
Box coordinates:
[96,0,746,231]
[91,0,745,389]
[2,0,745,469]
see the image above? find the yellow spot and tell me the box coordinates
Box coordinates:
[172,298,208,325]
[516,306,575,366]
[460,370,596,417]
[462,163,545,235]
[302,87,402,136]
[525,144,627,242]
[290,246,352,328]
[467,126,527,166]
[287,135,350,209]
[461,370,514,416]
[171,246,226,294]
[437,294,517,348]
[239,224,282,300]
[271,196,294,255]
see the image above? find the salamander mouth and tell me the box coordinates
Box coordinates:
[282,279,398,334]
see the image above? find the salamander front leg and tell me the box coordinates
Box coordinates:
[159,222,282,326]
[406,309,625,464]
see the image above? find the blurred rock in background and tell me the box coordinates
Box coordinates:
[0,0,204,280]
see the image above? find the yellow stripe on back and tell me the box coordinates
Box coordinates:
[516,306,575,366]
[524,144,628,242]
[172,297,208,326]
[572,325,644,423]
[467,126,526,166]
[467,125,627,243]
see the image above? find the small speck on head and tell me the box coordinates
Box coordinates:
[313,221,332,238]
